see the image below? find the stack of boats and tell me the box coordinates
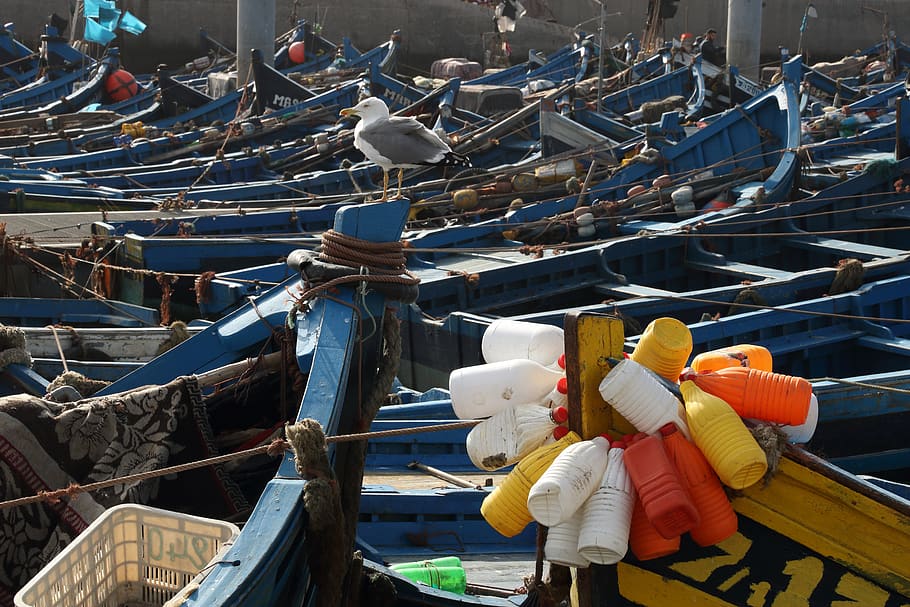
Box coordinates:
[0,12,909,607]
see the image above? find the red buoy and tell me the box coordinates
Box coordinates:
[288,41,306,64]
[104,69,139,102]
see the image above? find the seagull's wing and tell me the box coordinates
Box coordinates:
[358,116,451,167]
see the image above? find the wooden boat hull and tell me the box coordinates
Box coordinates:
[595,454,909,605]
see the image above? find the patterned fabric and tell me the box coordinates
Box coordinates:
[0,377,248,606]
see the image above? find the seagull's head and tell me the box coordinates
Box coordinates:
[339,96,390,123]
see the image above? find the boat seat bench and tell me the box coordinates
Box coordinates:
[856,335,910,357]
[780,236,905,261]
[592,283,679,299]
[713,325,866,356]
[684,259,794,281]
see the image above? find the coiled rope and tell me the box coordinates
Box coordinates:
[294,228,420,303]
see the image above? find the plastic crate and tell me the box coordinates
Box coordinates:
[14,504,240,607]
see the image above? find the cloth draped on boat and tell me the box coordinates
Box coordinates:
[0,377,248,606]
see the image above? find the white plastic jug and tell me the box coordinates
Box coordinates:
[779,392,819,444]
[466,405,568,471]
[598,358,691,438]
[450,359,566,419]
[527,436,610,527]
[482,319,564,367]
[544,510,591,568]
[543,376,568,409]
[577,443,635,564]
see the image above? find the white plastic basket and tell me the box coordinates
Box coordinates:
[14,504,240,607]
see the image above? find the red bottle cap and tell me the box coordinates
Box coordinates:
[622,351,631,359]
[556,376,568,394]
[552,425,570,440]
[626,432,648,445]
[557,353,566,370]
[658,422,679,437]
[610,440,626,449]
[551,406,569,424]
[679,367,697,382]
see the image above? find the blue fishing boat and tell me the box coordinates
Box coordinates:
[0,20,94,102]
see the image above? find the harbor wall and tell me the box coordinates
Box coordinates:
[6,0,909,73]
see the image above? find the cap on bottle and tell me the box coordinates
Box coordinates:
[552,425,570,440]
[556,376,568,394]
[551,406,569,424]
[627,432,648,445]
[557,353,566,370]
[658,422,679,437]
[610,440,626,449]
[678,367,697,382]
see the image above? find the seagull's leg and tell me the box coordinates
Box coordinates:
[395,168,404,199]
[380,170,389,202]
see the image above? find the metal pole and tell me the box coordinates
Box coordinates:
[237,0,276,87]
[596,0,606,113]
[726,0,762,81]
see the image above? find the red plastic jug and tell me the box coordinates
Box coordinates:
[623,432,699,539]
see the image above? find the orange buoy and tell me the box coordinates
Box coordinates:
[104,69,139,102]
[628,494,680,560]
[689,344,773,373]
[660,422,737,547]
[288,41,307,64]
[679,366,811,426]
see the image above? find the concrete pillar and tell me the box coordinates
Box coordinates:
[236,0,275,87]
[726,0,762,80]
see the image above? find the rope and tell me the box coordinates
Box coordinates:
[0,420,482,511]
[294,229,419,303]
[46,325,69,374]
[809,377,910,394]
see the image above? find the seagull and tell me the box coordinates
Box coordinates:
[340,97,471,201]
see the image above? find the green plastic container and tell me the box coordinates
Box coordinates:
[389,556,463,571]
[394,565,467,594]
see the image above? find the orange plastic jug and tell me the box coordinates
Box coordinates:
[630,317,693,382]
[480,431,581,537]
[629,495,680,561]
[689,344,773,373]
[623,432,699,539]
[679,381,768,490]
[660,422,737,547]
[680,367,811,426]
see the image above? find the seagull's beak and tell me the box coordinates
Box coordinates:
[339,107,357,117]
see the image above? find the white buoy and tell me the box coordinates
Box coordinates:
[527,436,610,527]
[544,510,591,568]
[598,358,691,438]
[577,442,635,564]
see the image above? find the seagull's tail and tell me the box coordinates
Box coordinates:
[440,150,472,168]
